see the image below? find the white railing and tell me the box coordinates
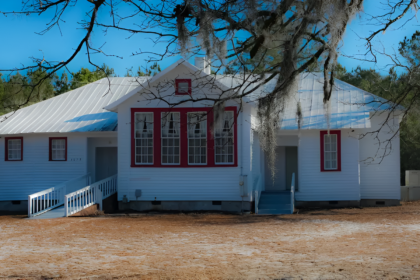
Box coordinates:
[28,173,91,218]
[64,174,117,217]
[290,173,295,214]
[28,186,66,218]
[65,184,102,217]
[253,175,262,214]
[96,174,117,199]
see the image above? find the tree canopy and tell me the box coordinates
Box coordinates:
[0,0,419,174]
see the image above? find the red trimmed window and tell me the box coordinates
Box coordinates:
[320,130,341,172]
[49,137,67,161]
[131,107,238,167]
[175,79,191,95]
[5,137,23,161]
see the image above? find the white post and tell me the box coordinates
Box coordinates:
[290,173,295,214]
[64,194,69,217]
[28,195,32,218]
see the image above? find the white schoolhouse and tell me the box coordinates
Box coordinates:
[0,58,402,217]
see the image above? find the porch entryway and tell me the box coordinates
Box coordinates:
[263,146,298,191]
[257,145,298,214]
[96,147,118,181]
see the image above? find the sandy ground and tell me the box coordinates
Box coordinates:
[1,203,420,279]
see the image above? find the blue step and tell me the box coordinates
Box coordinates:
[259,204,292,210]
[257,191,294,215]
[259,198,291,204]
[258,209,293,215]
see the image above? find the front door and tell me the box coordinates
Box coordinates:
[264,147,286,191]
[285,146,298,191]
[95,147,118,182]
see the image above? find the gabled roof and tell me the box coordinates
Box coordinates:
[104,58,223,112]
[0,62,400,135]
[0,77,149,134]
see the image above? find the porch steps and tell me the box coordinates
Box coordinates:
[258,191,293,215]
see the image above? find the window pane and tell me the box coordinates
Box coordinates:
[323,133,339,170]
[135,112,153,164]
[215,111,234,164]
[8,139,22,160]
[331,136,337,152]
[161,112,180,164]
[188,112,207,164]
[178,82,189,93]
[51,139,66,160]
[325,156,331,169]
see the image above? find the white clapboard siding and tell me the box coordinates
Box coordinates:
[295,130,360,201]
[0,134,88,201]
[359,114,401,199]
[116,81,251,202]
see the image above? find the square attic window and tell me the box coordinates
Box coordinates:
[175,79,191,95]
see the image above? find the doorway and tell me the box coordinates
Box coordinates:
[264,147,286,191]
[95,147,118,182]
[264,146,298,191]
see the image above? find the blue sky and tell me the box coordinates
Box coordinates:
[0,1,419,77]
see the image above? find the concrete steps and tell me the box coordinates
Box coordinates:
[257,191,293,215]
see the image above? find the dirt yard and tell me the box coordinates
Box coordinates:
[1,203,420,279]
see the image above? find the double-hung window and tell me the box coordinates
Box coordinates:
[135,112,154,164]
[161,112,180,164]
[215,111,234,164]
[320,130,341,171]
[49,137,67,161]
[5,137,23,161]
[131,107,237,167]
[188,112,207,165]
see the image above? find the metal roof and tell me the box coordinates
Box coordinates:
[217,72,398,130]
[0,77,149,134]
[0,69,397,135]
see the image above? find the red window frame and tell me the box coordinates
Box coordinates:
[131,107,238,168]
[49,137,68,161]
[175,79,191,95]
[320,130,341,172]
[5,137,23,161]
